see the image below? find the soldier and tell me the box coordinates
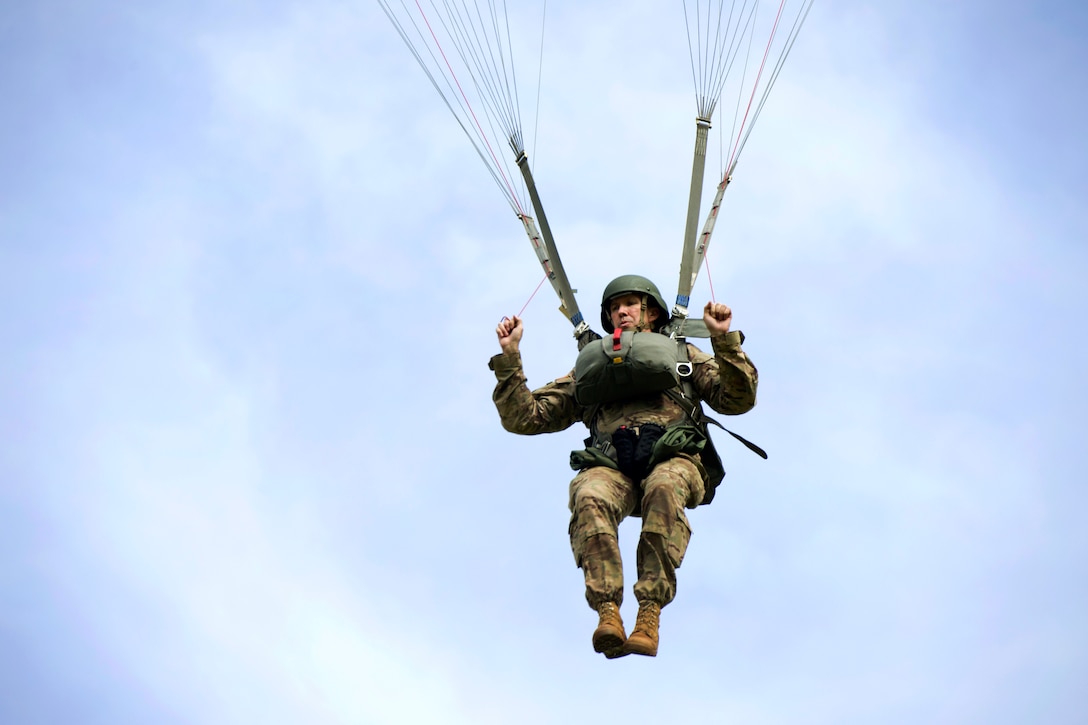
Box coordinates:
[489,275,758,657]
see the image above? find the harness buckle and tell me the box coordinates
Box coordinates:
[676,361,693,378]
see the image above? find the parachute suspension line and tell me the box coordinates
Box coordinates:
[674,0,814,311]
[428,0,524,167]
[724,3,759,178]
[724,0,815,177]
[499,1,524,152]
[701,1,733,121]
[682,0,706,119]
[686,1,767,126]
[379,0,522,212]
[736,0,815,165]
[380,0,526,214]
[531,0,547,173]
[724,0,787,178]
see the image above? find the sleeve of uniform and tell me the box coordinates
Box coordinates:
[688,330,758,415]
[488,351,581,435]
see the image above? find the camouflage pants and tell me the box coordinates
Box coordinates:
[568,455,705,609]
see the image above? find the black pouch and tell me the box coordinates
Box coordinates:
[634,423,666,467]
[612,426,638,478]
[613,423,667,481]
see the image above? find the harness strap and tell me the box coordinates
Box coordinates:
[715,421,768,459]
[663,387,767,460]
[584,337,766,460]
[514,160,587,338]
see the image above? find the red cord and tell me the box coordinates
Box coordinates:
[725,0,789,175]
[413,0,524,215]
[518,273,548,318]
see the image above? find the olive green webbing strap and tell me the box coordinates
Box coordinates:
[675,118,713,321]
[665,378,767,460]
[515,153,589,340]
[713,419,768,459]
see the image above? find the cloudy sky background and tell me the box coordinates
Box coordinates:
[2,1,1086,723]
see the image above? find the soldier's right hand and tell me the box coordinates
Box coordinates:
[496,315,523,354]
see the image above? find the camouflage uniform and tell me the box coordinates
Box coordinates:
[489,330,757,610]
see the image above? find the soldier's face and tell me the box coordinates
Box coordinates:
[609,294,660,331]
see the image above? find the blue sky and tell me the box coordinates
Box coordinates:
[2,1,1086,723]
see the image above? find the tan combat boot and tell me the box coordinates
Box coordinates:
[592,601,628,659]
[623,601,661,657]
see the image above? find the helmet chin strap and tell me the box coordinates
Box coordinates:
[635,294,651,332]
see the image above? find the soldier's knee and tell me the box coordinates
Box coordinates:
[641,475,684,512]
[569,466,633,514]
[644,456,705,509]
[571,490,612,521]
[647,456,699,483]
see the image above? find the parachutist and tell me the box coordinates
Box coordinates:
[489,275,758,658]
[386,0,805,660]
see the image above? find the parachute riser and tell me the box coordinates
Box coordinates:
[515,152,587,337]
[673,173,732,319]
[675,116,712,321]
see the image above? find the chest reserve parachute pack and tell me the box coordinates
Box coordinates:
[570,323,767,506]
[381,1,812,496]
[574,328,681,406]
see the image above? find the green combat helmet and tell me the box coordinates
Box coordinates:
[600,275,670,333]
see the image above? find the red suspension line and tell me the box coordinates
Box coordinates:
[414,0,524,215]
[518,273,549,318]
[724,0,789,176]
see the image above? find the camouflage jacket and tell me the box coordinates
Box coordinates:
[488,330,758,441]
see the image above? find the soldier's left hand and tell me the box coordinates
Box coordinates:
[703,301,732,335]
